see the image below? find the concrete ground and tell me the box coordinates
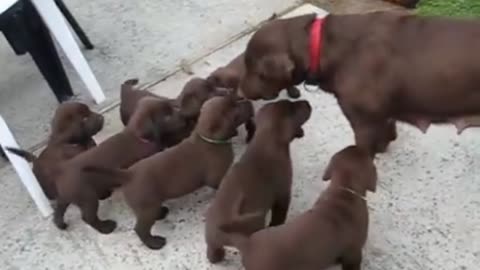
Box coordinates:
[0,1,479,270]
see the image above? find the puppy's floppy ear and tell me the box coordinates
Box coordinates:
[361,161,378,192]
[134,113,158,142]
[259,53,295,81]
[179,93,202,118]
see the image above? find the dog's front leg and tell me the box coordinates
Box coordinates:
[340,105,390,155]
[341,249,362,270]
[134,207,167,250]
[269,194,291,227]
[78,198,117,234]
[53,200,70,230]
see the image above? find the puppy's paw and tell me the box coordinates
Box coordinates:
[207,247,226,264]
[144,236,167,250]
[98,220,117,234]
[156,207,170,220]
[54,220,68,230]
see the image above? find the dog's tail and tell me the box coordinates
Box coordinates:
[5,147,37,162]
[121,78,139,100]
[83,166,132,188]
[218,195,264,253]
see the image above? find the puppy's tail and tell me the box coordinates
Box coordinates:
[221,194,264,232]
[121,78,140,100]
[5,147,37,162]
[83,166,132,187]
[218,195,263,253]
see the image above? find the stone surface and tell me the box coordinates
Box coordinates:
[0,3,478,270]
[0,0,300,151]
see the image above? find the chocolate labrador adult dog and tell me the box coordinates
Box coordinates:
[51,97,187,234]
[6,102,103,200]
[86,94,254,249]
[204,99,312,263]
[240,12,480,155]
[120,77,255,143]
[220,146,377,270]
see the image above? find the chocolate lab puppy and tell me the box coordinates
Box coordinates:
[204,100,312,263]
[220,146,377,270]
[51,97,187,234]
[383,0,420,8]
[86,94,254,249]
[120,77,255,142]
[6,102,103,200]
[240,12,480,155]
[207,52,301,99]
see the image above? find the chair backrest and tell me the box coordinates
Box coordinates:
[0,0,18,14]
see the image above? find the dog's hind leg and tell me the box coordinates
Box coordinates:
[134,207,166,250]
[78,198,117,234]
[53,199,70,230]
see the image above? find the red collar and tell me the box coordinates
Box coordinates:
[308,17,325,76]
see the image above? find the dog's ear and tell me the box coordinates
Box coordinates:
[259,53,294,81]
[179,93,202,118]
[136,116,157,141]
[362,161,378,192]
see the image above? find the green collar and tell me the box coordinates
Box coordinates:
[197,133,232,145]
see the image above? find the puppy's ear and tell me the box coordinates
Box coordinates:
[135,115,157,142]
[259,54,294,81]
[179,94,202,118]
[362,161,378,192]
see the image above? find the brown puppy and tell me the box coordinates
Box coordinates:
[220,146,377,270]
[241,12,480,155]
[383,0,420,8]
[207,52,301,99]
[86,94,254,249]
[205,100,312,263]
[119,79,162,126]
[6,102,103,199]
[51,97,187,234]
[119,77,256,143]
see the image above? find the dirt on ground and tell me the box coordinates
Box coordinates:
[308,0,408,13]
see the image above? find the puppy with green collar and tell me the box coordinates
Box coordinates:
[204,99,312,264]
[85,94,253,250]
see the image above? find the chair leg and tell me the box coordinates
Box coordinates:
[22,0,74,103]
[54,0,94,50]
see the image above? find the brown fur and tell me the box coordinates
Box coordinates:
[85,94,254,249]
[120,77,256,143]
[220,146,377,270]
[207,52,301,99]
[6,102,103,200]
[204,100,312,263]
[50,97,187,234]
[241,12,480,155]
